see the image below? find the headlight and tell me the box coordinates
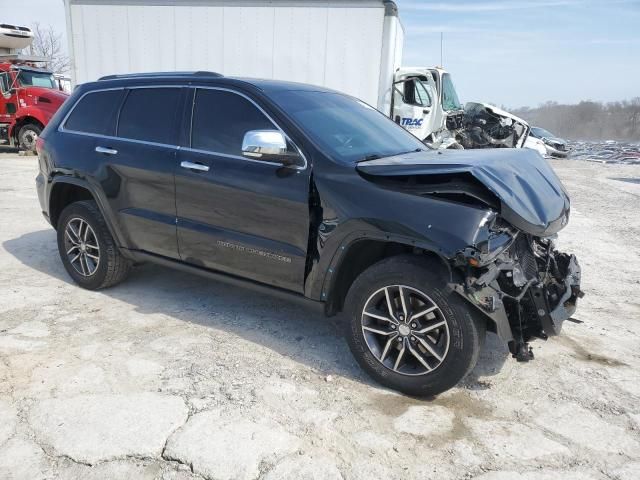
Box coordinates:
[464,231,515,267]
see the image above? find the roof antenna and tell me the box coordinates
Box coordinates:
[440,32,444,67]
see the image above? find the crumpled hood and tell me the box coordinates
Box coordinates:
[356,148,571,236]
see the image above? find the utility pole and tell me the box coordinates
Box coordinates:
[440,32,443,67]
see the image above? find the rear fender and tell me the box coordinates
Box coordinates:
[48,175,131,252]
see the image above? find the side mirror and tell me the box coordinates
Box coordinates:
[241,130,301,166]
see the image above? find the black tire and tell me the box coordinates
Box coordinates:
[18,123,43,152]
[344,255,485,397]
[57,200,131,290]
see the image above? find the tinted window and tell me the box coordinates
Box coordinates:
[271,91,426,164]
[442,73,462,112]
[65,90,124,135]
[191,89,274,156]
[118,88,181,144]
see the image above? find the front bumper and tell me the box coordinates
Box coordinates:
[545,143,569,158]
[531,254,582,336]
[455,237,583,343]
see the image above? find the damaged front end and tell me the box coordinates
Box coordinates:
[460,102,530,150]
[454,218,583,360]
[356,148,583,360]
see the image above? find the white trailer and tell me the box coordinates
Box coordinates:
[64,0,529,149]
[64,0,403,114]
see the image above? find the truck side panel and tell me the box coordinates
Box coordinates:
[65,1,395,108]
[377,12,404,114]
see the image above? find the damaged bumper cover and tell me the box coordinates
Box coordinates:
[453,232,583,351]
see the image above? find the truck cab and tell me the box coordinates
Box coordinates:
[0,63,69,151]
[0,24,69,151]
[392,67,465,148]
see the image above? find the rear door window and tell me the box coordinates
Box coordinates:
[117,88,182,145]
[190,89,274,156]
[64,89,125,135]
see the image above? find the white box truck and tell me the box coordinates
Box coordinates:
[64,0,529,149]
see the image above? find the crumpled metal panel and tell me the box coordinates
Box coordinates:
[356,148,570,237]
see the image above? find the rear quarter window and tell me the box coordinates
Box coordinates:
[117,88,182,145]
[64,89,125,135]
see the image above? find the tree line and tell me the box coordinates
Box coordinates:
[511,99,640,142]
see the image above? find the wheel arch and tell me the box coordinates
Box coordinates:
[322,236,452,317]
[48,177,130,254]
[10,115,45,141]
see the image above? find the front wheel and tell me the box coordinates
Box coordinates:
[344,255,485,396]
[18,123,43,152]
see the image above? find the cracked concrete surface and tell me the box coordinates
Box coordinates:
[1,154,639,479]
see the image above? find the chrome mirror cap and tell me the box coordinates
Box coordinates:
[242,130,287,158]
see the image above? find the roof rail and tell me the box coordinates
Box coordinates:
[98,71,223,81]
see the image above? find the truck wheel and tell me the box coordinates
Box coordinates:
[57,200,132,290]
[18,123,42,152]
[344,255,485,396]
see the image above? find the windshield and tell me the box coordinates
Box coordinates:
[16,69,56,89]
[270,91,426,164]
[531,127,554,138]
[441,73,462,112]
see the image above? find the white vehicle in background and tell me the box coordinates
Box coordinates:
[524,136,550,157]
[64,0,529,150]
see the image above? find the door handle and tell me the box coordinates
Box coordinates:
[95,146,118,155]
[180,161,210,172]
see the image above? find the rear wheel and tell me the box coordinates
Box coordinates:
[344,255,485,396]
[57,201,131,290]
[18,123,42,152]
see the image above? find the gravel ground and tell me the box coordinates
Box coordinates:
[1,153,639,480]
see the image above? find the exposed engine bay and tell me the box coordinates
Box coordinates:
[456,222,583,360]
[458,102,530,150]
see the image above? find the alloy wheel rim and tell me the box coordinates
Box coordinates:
[64,217,100,277]
[22,130,38,150]
[361,285,450,376]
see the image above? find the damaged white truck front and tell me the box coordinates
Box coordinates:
[391,67,531,150]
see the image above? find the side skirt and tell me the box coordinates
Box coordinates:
[126,249,326,314]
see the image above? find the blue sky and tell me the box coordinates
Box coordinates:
[5,0,639,108]
[396,0,640,107]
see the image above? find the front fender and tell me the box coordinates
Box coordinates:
[306,229,452,301]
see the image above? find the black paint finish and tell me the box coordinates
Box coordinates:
[36,73,578,343]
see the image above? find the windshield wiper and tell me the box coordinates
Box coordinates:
[356,149,424,164]
[397,148,426,155]
[356,154,383,163]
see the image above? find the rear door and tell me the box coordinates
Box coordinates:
[98,86,184,258]
[174,87,311,292]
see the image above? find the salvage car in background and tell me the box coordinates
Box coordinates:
[530,127,570,157]
[36,72,583,396]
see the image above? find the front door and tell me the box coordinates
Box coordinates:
[174,87,311,292]
[393,76,436,142]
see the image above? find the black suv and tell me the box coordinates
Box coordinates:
[36,72,582,396]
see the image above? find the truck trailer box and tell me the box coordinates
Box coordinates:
[64,0,404,112]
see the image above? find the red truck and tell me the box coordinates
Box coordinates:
[0,61,69,151]
[0,23,68,151]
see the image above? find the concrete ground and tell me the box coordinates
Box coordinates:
[0,152,639,480]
